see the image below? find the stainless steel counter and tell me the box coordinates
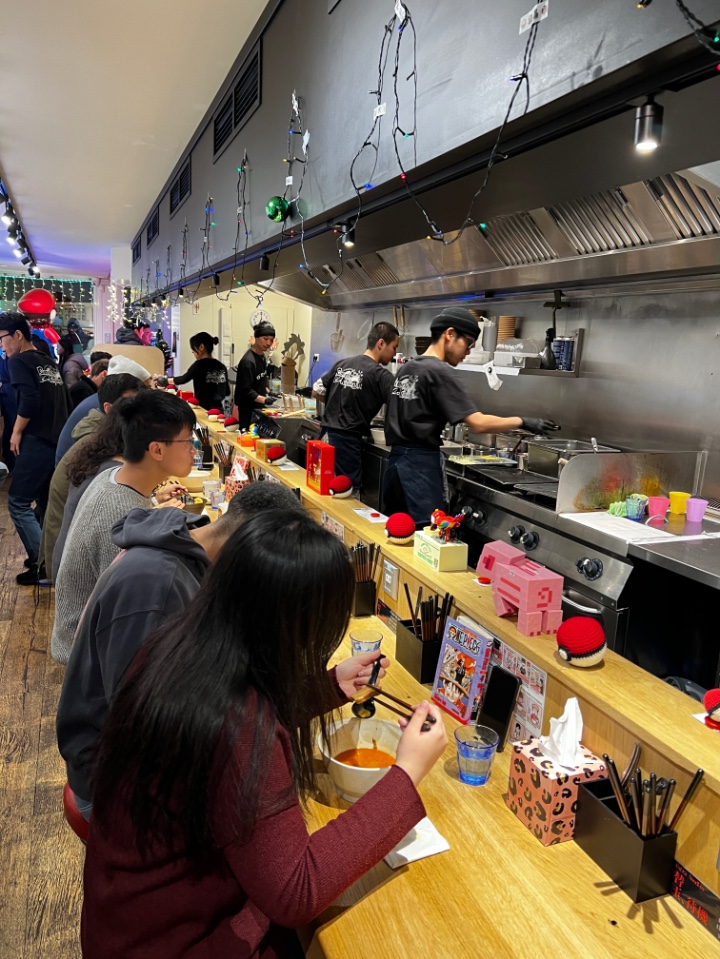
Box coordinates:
[629,533,720,590]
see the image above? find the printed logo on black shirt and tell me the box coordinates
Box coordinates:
[38,366,64,386]
[206,371,227,384]
[333,367,364,391]
[391,375,418,401]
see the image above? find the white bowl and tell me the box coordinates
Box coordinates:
[318,717,401,803]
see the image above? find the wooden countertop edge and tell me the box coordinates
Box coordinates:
[199,413,720,791]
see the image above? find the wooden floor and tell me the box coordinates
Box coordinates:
[0,480,83,959]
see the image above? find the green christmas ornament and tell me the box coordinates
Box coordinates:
[265,196,290,223]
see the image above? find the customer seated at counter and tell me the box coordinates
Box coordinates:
[313,320,399,488]
[51,391,194,664]
[56,482,305,823]
[82,510,447,959]
[383,307,558,524]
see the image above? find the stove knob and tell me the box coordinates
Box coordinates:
[577,557,603,581]
[471,509,486,525]
[508,524,525,543]
[520,531,539,551]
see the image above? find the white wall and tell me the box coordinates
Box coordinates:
[177,289,313,385]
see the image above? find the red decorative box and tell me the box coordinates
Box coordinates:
[306,440,335,495]
[505,738,606,846]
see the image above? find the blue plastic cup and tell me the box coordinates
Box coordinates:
[625,495,648,522]
[455,725,499,785]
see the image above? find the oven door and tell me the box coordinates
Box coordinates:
[562,587,628,655]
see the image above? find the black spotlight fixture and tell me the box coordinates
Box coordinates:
[213,273,220,287]
[21,254,31,265]
[1,204,15,228]
[178,287,184,299]
[31,264,40,275]
[259,254,270,271]
[341,225,355,249]
[634,95,663,153]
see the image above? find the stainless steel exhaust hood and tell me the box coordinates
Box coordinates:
[268,167,720,309]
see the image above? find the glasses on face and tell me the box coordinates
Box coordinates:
[158,437,196,450]
[0,332,15,342]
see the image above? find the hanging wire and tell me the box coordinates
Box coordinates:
[187,197,214,302]
[673,0,720,57]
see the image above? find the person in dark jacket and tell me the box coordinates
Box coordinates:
[56,482,305,821]
[233,322,276,430]
[173,332,229,411]
[68,358,109,408]
[57,335,89,387]
[0,312,71,583]
[0,350,17,471]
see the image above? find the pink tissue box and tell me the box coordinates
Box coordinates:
[505,737,606,846]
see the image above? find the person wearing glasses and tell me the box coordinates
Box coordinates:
[172,332,229,412]
[52,391,193,665]
[383,307,559,524]
[0,312,71,584]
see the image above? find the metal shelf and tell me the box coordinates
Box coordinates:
[459,329,584,378]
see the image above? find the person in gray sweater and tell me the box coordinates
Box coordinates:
[51,391,196,665]
[56,482,305,819]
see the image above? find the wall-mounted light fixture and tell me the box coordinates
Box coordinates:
[341,226,355,249]
[259,254,270,271]
[634,95,663,153]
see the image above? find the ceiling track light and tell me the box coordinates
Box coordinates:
[259,254,270,271]
[634,95,663,153]
[13,248,22,258]
[341,225,356,249]
[212,273,221,287]
[178,287,184,299]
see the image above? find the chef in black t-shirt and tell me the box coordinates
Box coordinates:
[173,332,230,411]
[383,307,558,524]
[0,312,71,583]
[313,321,399,488]
[233,322,276,430]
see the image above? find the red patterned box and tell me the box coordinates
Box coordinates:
[505,738,606,846]
[306,440,335,495]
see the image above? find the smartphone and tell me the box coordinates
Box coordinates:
[476,665,521,752]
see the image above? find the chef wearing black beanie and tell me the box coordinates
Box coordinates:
[383,307,558,524]
[233,322,277,430]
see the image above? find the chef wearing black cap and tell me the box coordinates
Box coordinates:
[233,322,276,431]
[383,307,558,524]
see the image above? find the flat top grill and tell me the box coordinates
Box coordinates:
[465,465,553,488]
[514,481,560,501]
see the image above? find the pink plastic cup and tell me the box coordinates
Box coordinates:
[647,496,670,518]
[685,498,708,523]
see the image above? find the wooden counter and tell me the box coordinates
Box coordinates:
[300,617,719,959]
[196,412,720,951]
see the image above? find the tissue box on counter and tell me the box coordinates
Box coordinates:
[413,528,469,572]
[505,738,606,846]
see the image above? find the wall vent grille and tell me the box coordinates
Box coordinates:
[131,236,141,263]
[146,207,159,247]
[169,159,191,215]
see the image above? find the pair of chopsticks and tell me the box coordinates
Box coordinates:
[604,746,704,838]
[351,542,381,584]
[403,585,453,643]
[352,683,436,733]
[194,426,210,446]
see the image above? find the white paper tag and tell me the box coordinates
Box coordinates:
[520,0,549,34]
[373,103,387,120]
[394,1,406,22]
[302,129,310,155]
[285,176,294,186]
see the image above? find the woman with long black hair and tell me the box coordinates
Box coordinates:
[172,331,229,410]
[82,510,446,958]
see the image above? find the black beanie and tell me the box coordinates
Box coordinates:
[253,322,276,339]
[429,307,480,341]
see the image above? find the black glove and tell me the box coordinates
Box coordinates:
[521,417,560,435]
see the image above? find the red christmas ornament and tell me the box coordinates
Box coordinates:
[556,617,607,668]
[328,475,353,498]
[385,512,416,545]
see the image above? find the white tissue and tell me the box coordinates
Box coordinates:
[539,697,584,768]
[384,817,449,869]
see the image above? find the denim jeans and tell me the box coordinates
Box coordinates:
[7,434,56,565]
[323,430,363,488]
[383,446,446,525]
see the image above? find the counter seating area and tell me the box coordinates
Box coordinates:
[195,409,720,958]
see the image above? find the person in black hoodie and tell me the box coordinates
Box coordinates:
[233,322,276,430]
[0,312,71,583]
[56,482,304,821]
[172,332,229,411]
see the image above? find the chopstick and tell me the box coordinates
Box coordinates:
[356,683,435,732]
[404,583,419,638]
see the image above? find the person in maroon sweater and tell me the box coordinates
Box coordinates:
[83,509,447,958]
